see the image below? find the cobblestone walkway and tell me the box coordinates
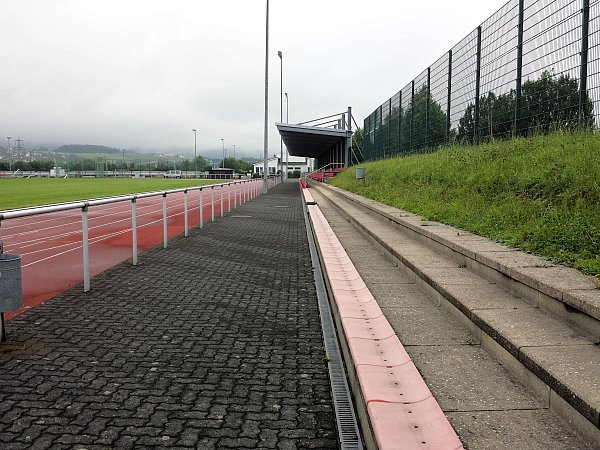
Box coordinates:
[0,182,338,449]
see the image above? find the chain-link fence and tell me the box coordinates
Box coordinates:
[363,0,600,161]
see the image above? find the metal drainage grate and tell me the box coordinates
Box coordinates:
[303,204,363,450]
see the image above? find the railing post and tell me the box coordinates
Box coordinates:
[131,197,138,265]
[579,0,590,128]
[81,204,90,292]
[474,25,482,144]
[220,184,224,217]
[199,187,204,228]
[162,193,168,249]
[234,182,238,209]
[211,186,215,222]
[447,49,452,144]
[244,181,247,203]
[515,0,524,136]
[228,182,231,212]
[183,189,189,237]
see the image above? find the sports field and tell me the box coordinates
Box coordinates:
[0,178,219,210]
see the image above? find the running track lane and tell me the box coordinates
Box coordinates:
[1,182,258,320]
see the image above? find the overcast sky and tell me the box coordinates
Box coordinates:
[0,0,504,158]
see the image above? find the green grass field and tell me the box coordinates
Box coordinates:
[331,131,600,278]
[0,178,221,210]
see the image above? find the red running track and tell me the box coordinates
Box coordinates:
[2,181,260,320]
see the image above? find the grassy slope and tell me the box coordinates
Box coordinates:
[331,132,600,278]
[0,178,218,210]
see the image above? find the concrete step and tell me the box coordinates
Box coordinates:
[309,182,600,448]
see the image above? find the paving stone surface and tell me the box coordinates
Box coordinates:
[0,181,338,449]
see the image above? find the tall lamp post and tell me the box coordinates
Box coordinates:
[285,92,289,177]
[233,144,236,160]
[262,0,269,194]
[278,50,283,182]
[6,136,12,172]
[221,138,225,168]
[192,129,197,178]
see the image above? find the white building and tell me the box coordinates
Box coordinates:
[253,155,312,176]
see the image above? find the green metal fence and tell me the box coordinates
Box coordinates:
[363,0,599,161]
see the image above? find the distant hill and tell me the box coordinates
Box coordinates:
[57,144,121,154]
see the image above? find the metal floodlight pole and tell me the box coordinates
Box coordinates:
[221,138,225,168]
[262,0,269,194]
[278,50,283,182]
[193,129,197,178]
[233,144,236,160]
[6,136,12,172]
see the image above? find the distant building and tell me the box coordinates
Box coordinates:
[208,167,235,179]
[252,155,312,176]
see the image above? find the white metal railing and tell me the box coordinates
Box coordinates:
[0,177,280,293]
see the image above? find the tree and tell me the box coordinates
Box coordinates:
[520,71,593,133]
[456,71,594,142]
[351,127,363,163]
[400,86,448,154]
[180,156,209,172]
[457,91,515,143]
[223,157,252,173]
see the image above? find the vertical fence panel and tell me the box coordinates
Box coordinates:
[587,0,600,126]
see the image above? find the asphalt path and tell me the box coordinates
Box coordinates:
[2,182,258,320]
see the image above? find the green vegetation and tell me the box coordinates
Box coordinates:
[0,178,219,210]
[331,131,600,278]
[58,144,121,154]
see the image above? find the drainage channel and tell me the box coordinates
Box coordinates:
[303,202,364,450]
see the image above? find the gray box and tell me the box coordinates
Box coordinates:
[0,253,23,312]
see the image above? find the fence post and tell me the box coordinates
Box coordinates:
[447,50,452,144]
[131,198,138,265]
[183,189,189,237]
[426,67,431,149]
[162,193,168,249]
[515,0,524,136]
[474,25,482,144]
[228,182,232,212]
[398,90,403,154]
[199,187,204,228]
[387,98,392,157]
[82,204,90,292]
[410,80,415,152]
[378,105,383,159]
[220,184,224,217]
[211,186,215,222]
[579,0,590,128]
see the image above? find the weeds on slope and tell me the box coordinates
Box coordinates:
[332,131,600,277]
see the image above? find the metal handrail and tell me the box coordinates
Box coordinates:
[0,178,274,294]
